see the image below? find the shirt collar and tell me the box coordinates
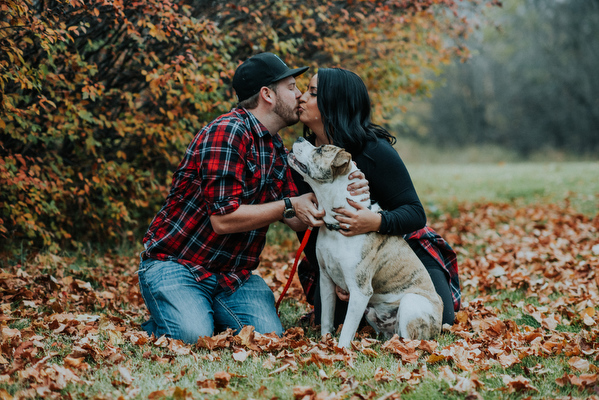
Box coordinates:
[237,107,270,139]
[239,107,287,152]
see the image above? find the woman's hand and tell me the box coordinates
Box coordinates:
[336,286,349,302]
[333,199,382,236]
[347,168,370,202]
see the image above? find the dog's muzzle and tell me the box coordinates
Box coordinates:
[288,154,308,174]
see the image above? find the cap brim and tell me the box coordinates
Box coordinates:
[273,66,309,83]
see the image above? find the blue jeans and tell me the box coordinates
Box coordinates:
[138,257,283,344]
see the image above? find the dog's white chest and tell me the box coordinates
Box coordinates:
[316,229,364,290]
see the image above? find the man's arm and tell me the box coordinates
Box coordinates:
[210,193,324,234]
[210,200,287,235]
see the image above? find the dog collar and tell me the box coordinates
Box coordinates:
[325,222,342,231]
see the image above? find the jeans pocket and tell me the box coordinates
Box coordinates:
[138,258,160,275]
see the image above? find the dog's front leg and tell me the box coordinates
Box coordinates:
[319,271,337,337]
[337,290,370,348]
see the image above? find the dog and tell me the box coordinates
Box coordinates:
[288,137,443,348]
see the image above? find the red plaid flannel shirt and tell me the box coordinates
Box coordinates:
[143,108,298,293]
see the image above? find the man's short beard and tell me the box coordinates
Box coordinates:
[273,97,299,127]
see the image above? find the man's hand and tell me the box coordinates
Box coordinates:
[285,192,325,230]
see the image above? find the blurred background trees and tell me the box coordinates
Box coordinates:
[406,0,599,158]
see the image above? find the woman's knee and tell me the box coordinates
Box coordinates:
[410,242,457,326]
[441,300,455,326]
[427,268,455,325]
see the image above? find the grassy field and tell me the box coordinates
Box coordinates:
[1,162,598,399]
[409,162,599,217]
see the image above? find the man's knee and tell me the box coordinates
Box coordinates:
[214,276,283,337]
[138,260,218,343]
[141,311,214,344]
[176,320,214,344]
[253,318,284,337]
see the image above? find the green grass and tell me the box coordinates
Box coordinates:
[409,162,599,217]
[392,138,598,216]
[33,310,589,400]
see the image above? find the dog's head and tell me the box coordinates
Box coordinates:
[288,137,352,183]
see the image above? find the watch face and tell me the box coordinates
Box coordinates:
[283,197,295,218]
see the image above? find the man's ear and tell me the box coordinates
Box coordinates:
[259,86,274,105]
[331,150,352,178]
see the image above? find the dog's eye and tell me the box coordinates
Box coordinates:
[316,146,323,154]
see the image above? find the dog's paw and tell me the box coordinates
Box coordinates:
[405,316,441,340]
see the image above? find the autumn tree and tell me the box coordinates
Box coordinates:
[0,0,484,252]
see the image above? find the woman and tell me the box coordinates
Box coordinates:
[293,68,460,328]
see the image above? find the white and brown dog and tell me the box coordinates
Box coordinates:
[288,137,443,348]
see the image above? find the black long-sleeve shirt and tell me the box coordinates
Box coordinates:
[352,137,426,234]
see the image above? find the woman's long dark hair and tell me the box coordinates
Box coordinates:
[304,68,396,155]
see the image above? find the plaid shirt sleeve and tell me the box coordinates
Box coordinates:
[405,226,462,312]
[198,122,297,212]
[198,117,248,215]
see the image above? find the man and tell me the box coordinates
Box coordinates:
[138,53,325,344]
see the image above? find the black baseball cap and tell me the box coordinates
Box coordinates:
[232,52,309,102]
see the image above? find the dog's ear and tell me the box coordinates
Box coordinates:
[331,150,352,178]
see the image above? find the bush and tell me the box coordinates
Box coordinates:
[0,0,474,252]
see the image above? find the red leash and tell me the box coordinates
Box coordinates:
[276,227,312,313]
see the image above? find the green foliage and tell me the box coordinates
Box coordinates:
[0,0,478,251]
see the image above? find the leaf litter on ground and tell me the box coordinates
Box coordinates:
[0,202,598,399]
